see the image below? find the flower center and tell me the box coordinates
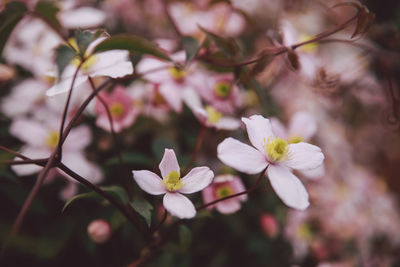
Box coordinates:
[168,67,186,82]
[205,106,223,124]
[265,137,289,163]
[298,33,317,53]
[110,102,124,118]
[163,171,183,192]
[68,38,98,74]
[215,82,231,98]
[46,131,60,149]
[288,136,303,144]
[216,185,233,198]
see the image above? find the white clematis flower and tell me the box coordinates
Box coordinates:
[132,149,214,219]
[217,115,324,210]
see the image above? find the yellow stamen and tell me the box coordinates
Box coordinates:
[168,67,186,82]
[163,171,183,191]
[110,102,124,118]
[298,223,312,241]
[299,33,318,53]
[205,106,222,124]
[215,81,231,98]
[265,137,289,162]
[46,131,60,149]
[216,186,233,198]
[288,136,303,144]
[68,37,98,73]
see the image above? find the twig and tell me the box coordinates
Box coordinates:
[183,125,207,174]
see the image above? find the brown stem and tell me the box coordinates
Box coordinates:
[196,166,268,211]
[0,145,29,160]
[1,158,48,166]
[151,208,168,234]
[183,125,207,174]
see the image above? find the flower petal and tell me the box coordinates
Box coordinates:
[242,115,274,153]
[159,149,180,179]
[215,117,241,130]
[61,152,103,184]
[10,118,49,147]
[267,165,309,210]
[132,170,166,195]
[285,142,324,171]
[179,167,214,194]
[159,82,183,113]
[216,199,241,214]
[46,75,88,96]
[163,192,196,219]
[217,137,268,174]
[289,111,317,141]
[59,7,106,29]
[64,125,92,151]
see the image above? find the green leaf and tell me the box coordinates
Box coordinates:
[199,26,239,57]
[106,151,153,167]
[76,30,95,55]
[93,34,171,61]
[62,185,129,212]
[179,225,192,250]
[182,36,201,67]
[34,1,61,32]
[0,2,27,56]
[55,44,77,77]
[130,199,153,227]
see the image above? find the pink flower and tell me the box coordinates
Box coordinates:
[132,149,214,219]
[195,73,241,114]
[202,174,247,214]
[260,213,279,238]
[217,115,324,210]
[87,219,112,244]
[95,86,139,132]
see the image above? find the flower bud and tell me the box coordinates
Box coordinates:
[260,213,279,238]
[87,219,112,244]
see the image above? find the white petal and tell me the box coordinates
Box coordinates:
[216,199,241,214]
[163,192,196,219]
[159,149,180,179]
[270,117,288,140]
[10,118,49,147]
[267,165,309,210]
[215,117,241,130]
[179,167,214,194]
[91,59,133,79]
[289,111,317,141]
[285,142,324,171]
[63,125,92,151]
[59,7,106,29]
[159,83,182,113]
[217,137,268,174]
[299,164,325,180]
[11,146,50,176]
[132,170,166,195]
[241,115,274,152]
[46,75,88,96]
[61,152,103,184]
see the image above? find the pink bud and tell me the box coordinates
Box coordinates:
[260,213,279,238]
[87,219,112,244]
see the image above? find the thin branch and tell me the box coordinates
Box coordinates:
[183,125,207,174]
[196,166,268,211]
[151,208,168,234]
[0,145,29,160]
[1,158,48,166]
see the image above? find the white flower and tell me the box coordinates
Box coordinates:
[132,149,214,219]
[217,115,324,210]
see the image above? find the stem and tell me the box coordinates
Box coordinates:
[1,158,48,166]
[196,166,268,211]
[183,125,207,174]
[0,145,30,160]
[151,208,168,234]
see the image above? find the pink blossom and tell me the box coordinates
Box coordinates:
[95,86,139,132]
[202,174,247,214]
[87,219,112,244]
[260,213,279,238]
[132,149,214,219]
[217,115,325,210]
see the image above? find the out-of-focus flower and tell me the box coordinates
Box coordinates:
[168,2,246,38]
[195,72,242,114]
[46,37,133,96]
[10,115,102,199]
[132,149,214,219]
[0,63,15,82]
[136,52,204,113]
[260,213,279,238]
[202,174,247,214]
[87,219,112,244]
[95,86,139,132]
[59,1,106,29]
[218,115,324,210]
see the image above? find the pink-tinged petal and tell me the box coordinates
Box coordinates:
[91,61,133,79]
[159,83,183,113]
[60,182,78,201]
[241,115,274,153]
[11,146,50,176]
[64,125,92,151]
[216,199,241,214]
[270,117,288,140]
[201,186,215,210]
[299,164,325,180]
[163,192,196,219]
[230,176,247,201]
[136,57,171,83]
[46,75,88,96]
[215,117,241,130]
[61,152,103,184]
[179,167,214,194]
[289,111,317,141]
[217,137,268,174]
[159,149,180,178]
[59,7,106,29]
[132,170,166,195]
[10,118,49,147]
[285,142,324,171]
[267,165,309,210]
